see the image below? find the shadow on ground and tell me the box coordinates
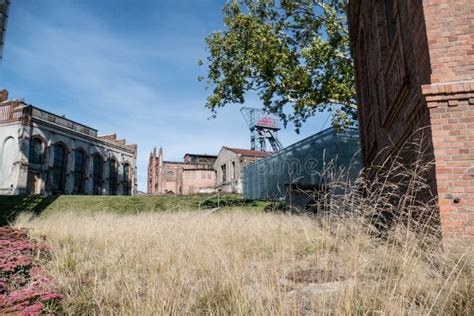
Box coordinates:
[0,195,59,226]
[0,194,279,225]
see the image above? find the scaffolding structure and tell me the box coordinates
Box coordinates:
[240,107,283,152]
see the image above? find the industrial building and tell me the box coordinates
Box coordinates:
[0,90,137,195]
[147,148,217,195]
[214,147,272,194]
[243,127,362,203]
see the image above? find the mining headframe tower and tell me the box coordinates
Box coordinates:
[240,107,283,152]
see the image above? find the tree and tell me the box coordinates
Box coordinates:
[199,0,355,132]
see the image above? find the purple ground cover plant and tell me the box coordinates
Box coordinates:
[0,227,62,315]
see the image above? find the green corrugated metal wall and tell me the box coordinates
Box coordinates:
[243,127,362,200]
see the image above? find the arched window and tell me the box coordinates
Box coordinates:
[1,137,15,181]
[123,163,131,195]
[108,159,117,195]
[29,138,42,164]
[92,154,103,195]
[52,143,67,193]
[73,150,86,194]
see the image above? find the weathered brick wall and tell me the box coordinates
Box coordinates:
[422,0,473,84]
[214,148,265,194]
[424,83,474,238]
[181,169,216,195]
[348,0,474,239]
[348,0,433,165]
[148,148,217,195]
[214,148,239,191]
[421,0,474,239]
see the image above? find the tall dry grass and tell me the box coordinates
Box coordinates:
[14,135,474,314]
[15,209,473,315]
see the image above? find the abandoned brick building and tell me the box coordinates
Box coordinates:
[214,147,272,194]
[147,147,217,195]
[147,146,271,195]
[0,90,137,195]
[348,0,473,238]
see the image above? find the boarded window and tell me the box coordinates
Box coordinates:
[123,163,131,195]
[52,144,66,193]
[221,164,227,183]
[29,138,42,164]
[108,159,117,195]
[92,154,102,195]
[73,150,86,194]
[1,137,15,182]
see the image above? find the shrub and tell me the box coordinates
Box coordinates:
[0,227,62,315]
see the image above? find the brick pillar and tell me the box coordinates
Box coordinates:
[423,83,474,239]
[422,0,474,239]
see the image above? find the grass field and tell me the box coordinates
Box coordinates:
[14,210,474,315]
[0,194,274,225]
[5,150,473,314]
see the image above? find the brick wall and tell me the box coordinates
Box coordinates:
[424,83,474,238]
[421,0,474,238]
[422,0,473,84]
[348,0,433,165]
[348,0,474,239]
[147,147,217,195]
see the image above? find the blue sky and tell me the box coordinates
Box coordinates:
[0,0,330,192]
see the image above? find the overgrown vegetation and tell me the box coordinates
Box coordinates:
[14,210,473,315]
[0,227,62,314]
[8,139,474,314]
[0,194,271,224]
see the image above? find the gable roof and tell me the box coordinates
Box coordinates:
[223,147,272,158]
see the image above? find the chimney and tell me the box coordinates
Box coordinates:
[0,89,8,102]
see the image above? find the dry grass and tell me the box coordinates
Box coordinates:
[15,209,473,315]
[12,137,474,314]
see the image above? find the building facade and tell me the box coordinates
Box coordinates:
[147,148,217,195]
[214,147,271,194]
[0,90,137,195]
[348,0,474,238]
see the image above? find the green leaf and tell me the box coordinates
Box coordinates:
[200,0,355,132]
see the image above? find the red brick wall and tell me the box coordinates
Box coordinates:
[421,0,474,238]
[348,0,474,239]
[147,148,218,195]
[424,83,474,238]
[422,0,474,84]
[348,0,433,165]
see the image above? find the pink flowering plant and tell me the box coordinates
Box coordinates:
[0,227,62,315]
